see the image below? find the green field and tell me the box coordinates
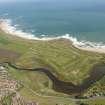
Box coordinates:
[0,30,105,105]
[79,98,105,105]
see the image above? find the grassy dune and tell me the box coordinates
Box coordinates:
[0,30,105,104]
[80,98,105,105]
[0,30,102,84]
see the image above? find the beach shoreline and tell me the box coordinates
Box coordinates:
[75,46,105,54]
[0,19,105,54]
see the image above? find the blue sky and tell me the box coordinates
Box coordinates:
[0,0,105,4]
[0,0,104,2]
[0,0,37,2]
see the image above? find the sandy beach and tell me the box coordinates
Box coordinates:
[75,46,105,54]
[0,20,105,54]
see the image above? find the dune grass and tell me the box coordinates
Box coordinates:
[80,98,105,105]
[0,30,103,85]
[0,30,105,104]
[7,66,77,105]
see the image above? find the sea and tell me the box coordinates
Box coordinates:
[0,0,105,48]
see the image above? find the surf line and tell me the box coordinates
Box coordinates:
[1,19,105,53]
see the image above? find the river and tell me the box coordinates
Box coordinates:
[4,62,105,96]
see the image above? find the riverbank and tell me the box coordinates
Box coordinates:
[2,62,105,96]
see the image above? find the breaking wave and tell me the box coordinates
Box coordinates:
[0,19,105,52]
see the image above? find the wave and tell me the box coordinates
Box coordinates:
[0,19,105,53]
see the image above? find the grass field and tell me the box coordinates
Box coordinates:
[0,30,105,105]
[0,30,103,84]
[79,98,105,105]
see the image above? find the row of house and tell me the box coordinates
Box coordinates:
[0,65,18,99]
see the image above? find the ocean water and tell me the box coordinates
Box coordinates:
[0,1,105,45]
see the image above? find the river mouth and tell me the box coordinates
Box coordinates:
[4,62,105,96]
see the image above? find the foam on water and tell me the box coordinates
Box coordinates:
[0,19,105,50]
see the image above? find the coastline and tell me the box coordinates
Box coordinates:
[75,45,105,54]
[0,19,105,54]
[0,19,105,101]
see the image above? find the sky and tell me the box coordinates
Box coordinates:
[0,0,40,2]
[0,0,104,2]
[0,0,32,2]
[0,0,105,5]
